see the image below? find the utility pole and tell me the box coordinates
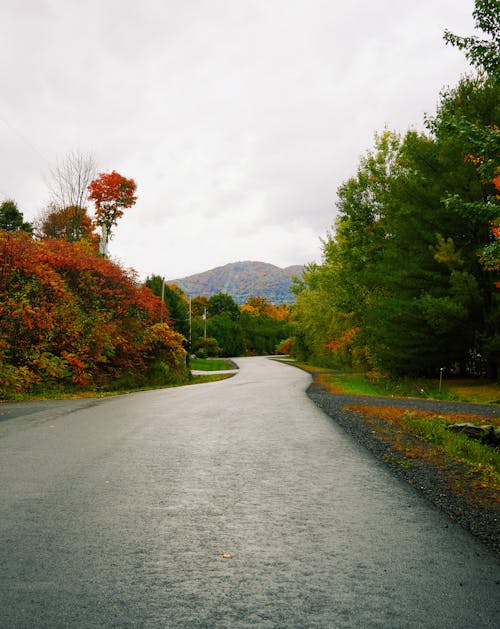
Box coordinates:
[203,306,207,338]
[161,277,166,322]
[189,297,192,350]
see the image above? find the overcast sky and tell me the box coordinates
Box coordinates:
[1,0,476,280]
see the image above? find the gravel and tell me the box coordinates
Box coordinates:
[307,382,500,555]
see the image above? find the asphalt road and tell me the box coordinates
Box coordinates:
[0,356,498,628]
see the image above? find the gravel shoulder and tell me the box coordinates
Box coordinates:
[307,380,500,555]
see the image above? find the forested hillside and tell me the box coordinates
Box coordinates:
[172,261,303,304]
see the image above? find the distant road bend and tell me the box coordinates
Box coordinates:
[0,356,498,628]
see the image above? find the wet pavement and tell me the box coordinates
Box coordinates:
[0,356,498,628]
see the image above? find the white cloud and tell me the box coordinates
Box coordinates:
[0,0,476,279]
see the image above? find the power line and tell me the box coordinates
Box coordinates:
[0,115,50,165]
[0,113,51,218]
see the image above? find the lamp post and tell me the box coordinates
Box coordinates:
[439,367,444,393]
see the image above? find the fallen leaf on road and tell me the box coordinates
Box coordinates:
[219,552,234,559]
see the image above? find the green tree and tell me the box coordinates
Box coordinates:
[363,129,484,375]
[444,0,500,78]
[208,293,240,321]
[0,199,32,233]
[240,310,290,356]
[428,77,500,377]
[292,131,400,369]
[292,0,499,377]
[207,313,245,356]
[144,276,190,339]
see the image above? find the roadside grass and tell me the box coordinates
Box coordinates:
[287,361,499,405]
[0,372,233,402]
[316,372,384,396]
[189,358,234,371]
[446,380,500,405]
[346,404,500,498]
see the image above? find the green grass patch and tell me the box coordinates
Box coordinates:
[189,358,234,371]
[317,372,384,396]
[297,365,499,406]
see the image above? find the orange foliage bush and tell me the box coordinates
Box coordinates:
[0,231,185,396]
[275,337,294,355]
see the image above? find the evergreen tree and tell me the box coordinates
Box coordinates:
[207,313,245,356]
[208,293,240,321]
[144,276,190,339]
[0,199,32,233]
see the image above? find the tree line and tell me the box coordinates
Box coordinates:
[291,0,499,379]
[144,277,292,358]
[0,166,292,397]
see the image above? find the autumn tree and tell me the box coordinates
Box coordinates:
[241,296,275,317]
[0,199,32,233]
[48,151,97,211]
[35,204,98,243]
[88,170,137,254]
[190,295,209,317]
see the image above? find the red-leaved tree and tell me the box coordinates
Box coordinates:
[88,171,137,254]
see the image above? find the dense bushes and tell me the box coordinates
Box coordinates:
[0,232,187,397]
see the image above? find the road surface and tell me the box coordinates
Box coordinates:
[0,356,498,628]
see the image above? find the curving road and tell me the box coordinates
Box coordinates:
[0,356,498,628]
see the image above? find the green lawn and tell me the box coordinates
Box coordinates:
[317,372,500,405]
[280,360,499,405]
[189,358,234,371]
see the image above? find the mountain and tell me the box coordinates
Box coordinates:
[170,261,304,305]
